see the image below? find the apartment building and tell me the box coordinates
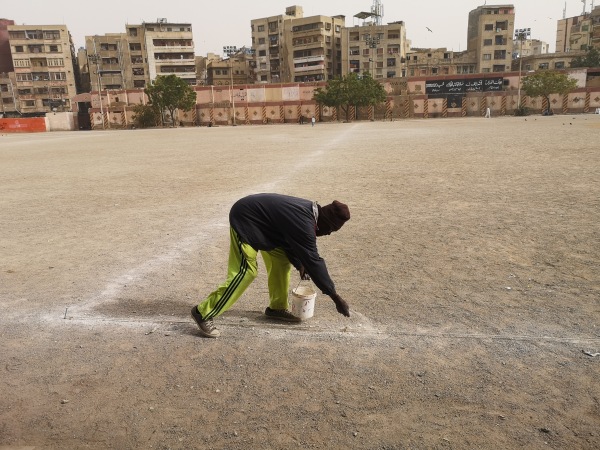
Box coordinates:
[557,13,594,52]
[84,19,196,91]
[519,39,550,57]
[207,54,253,86]
[251,5,302,83]
[342,16,409,79]
[0,72,18,116]
[512,52,581,72]
[467,4,515,73]
[7,24,78,114]
[85,33,129,91]
[406,48,477,77]
[1,18,15,74]
[251,5,344,83]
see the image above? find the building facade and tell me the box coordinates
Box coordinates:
[251,5,303,83]
[84,20,196,91]
[406,48,477,77]
[556,6,600,53]
[251,5,345,83]
[467,4,515,73]
[0,18,15,74]
[341,17,408,79]
[7,24,78,114]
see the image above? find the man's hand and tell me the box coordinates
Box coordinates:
[331,293,350,317]
[299,266,311,281]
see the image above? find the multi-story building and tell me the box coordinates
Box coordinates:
[512,51,582,72]
[342,15,409,79]
[406,48,477,77]
[127,20,196,87]
[85,33,129,91]
[7,24,78,114]
[84,19,196,91]
[251,5,345,83]
[557,13,594,53]
[0,72,18,116]
[1,18,15,74]
[251,5,303,83]
[285,13,345,83]
[518,39,550,57]
[207,53,254,86]
[591,6,600,48]
[467,4,515,73]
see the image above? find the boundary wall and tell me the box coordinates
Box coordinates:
[82,71,600,129]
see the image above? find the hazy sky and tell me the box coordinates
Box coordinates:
[2,0,594,54]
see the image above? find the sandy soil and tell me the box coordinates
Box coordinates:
[1,115,599,450]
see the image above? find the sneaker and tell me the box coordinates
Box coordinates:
[191,306,220,338]
[265,307,302,322]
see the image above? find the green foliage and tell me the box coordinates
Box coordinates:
[131,103,161,128]
[313,73,387,122]
[514,105,530,116]
[569,47,600,68]
[144,75,197,127]
[521,71,578,112]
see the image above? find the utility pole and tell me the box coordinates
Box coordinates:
[514,28,531,109]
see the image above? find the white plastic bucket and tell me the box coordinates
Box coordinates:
[290,284,317,320]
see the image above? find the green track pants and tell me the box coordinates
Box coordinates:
[197,227,291,320]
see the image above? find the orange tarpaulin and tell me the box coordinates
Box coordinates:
[0,118,47,133]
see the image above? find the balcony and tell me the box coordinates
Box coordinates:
[294,64,325,73]
[293,55,325,65]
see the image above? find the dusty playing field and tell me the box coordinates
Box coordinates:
[1,115,599,449]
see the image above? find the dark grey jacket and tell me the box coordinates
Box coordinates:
[229,193,336,296]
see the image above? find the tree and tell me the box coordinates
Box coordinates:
[521,71,578,114]
[131,103,161,128]
[313,73,387,122]
[144,75,197,127]
[570,47,600,68]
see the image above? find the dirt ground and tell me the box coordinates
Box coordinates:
[1,115,599,450]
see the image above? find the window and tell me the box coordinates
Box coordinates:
[18,88,32,94]
[133,80,145,88]
[555,61,565,69]
[132,68,144,75]
[48,45,60,52]
[16,73,33,81]
[43,30,60,40]
[538,63,549,69]
[485,24,494,31]
[15,46,24,53]
[129,28,138,37]
[258,37,265,44]
[260,75,268,81]
[387,58,396,67]
[258,25,265,32]
[9,31,26,39]
[259,50,266,56]
[335,25,341,33]
[0,84,7,92]
[483,54,492,60]
[23,100,36,107]
[50,72,66,81]
[484,39,493,46]
[48,58,64,67]
[14,59,30,67]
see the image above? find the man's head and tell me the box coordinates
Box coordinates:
[316,200,350,236]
